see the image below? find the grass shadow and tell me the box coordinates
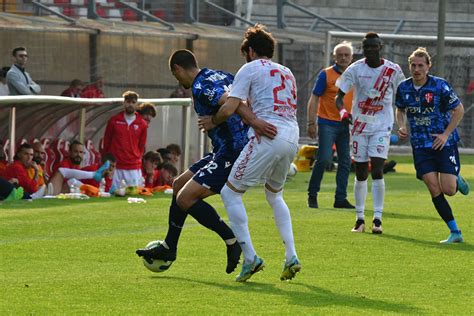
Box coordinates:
[152,275,421,313]
[382,233,473,252]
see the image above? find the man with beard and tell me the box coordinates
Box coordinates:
[103,91,147,189]
[30,141,47,183]
[335,32,405,234]
[6,46,41,95]
[48,140,102,195]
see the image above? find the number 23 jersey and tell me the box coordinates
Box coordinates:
[229,59,299,144]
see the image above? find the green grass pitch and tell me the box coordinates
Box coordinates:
[1,155,473,314]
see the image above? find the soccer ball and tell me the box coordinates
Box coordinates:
[141,240,173,273]
[287,162,298,177]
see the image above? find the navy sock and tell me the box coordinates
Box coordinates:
[187,199,235,241]
[432,194,457,231]
[164,195,188,251]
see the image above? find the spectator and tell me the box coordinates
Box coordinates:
[0,66,10,96]
[137,102,157,125]
[103,91,147,188]
[32,142,46,169]
[141,151,162,188]
[166,143,181,167]
[2,143,45,197]
[6,47,41,95]
[156,162,177,186]
[28,142,47,189]
[306,41,355,209]
[49,140,88,194]
[156,148,172,165]
[81,76,105,98]
[59,153,115,194]
[61,79,84,97]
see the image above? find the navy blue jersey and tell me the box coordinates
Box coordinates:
[192,68,248,156]
[395,75,461,149]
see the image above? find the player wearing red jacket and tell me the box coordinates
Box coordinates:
[103,91,147,189]
[3,143,40,194]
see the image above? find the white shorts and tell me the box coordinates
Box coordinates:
[227,136,298,191]
[113,169,142,189]
[352,131,390,162]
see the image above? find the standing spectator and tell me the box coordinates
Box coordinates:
[137,102,157,125]
[307,41,355,209]
[6,47,41,95]
[103,91,147,188]
[0,67,10,96]
[2,143,44,196]
[396,47,469,243]
[166,143,181,168]
[81,76,105,98]
[61,79,84,97]
[335,32,405,234]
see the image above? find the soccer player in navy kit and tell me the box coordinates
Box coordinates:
[396,47,469,244]
[136,49,276,272]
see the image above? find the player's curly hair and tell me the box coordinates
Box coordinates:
[240,24,275,58]
[408,47,431,65]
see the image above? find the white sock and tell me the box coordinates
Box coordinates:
[59,168,95,180]
[31,184,46,199]
[372,179,385,220]
[220,185,256,264]
[265,189,297,261]
[354,178,368,220]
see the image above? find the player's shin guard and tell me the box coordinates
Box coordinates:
[187,199,235,240]
[372,179,385,220]
[354,178,368,220]
[164,195,188,251]
[221,184,256,263]
[265,189,297,261]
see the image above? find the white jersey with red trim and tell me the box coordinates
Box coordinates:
[229,58,299,144]
[336,58,405,135]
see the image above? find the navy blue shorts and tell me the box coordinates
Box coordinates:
[413,145,460,180]
[190,152,238,193]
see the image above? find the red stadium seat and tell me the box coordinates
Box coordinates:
[96,6,107,18]
[86,139,101,165]
[122,8,137,21]
[41,138,56,179]
[2,139,9,160]
[62,6,77,17]
[151,9,165,19]
[54,0,70,3]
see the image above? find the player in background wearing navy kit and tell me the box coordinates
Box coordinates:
[200,24,301,282]
[396,47,469,244]
[136,50,277,273]
[336,32,405,234]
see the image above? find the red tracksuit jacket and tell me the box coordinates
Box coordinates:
[103,112,147,170]
[2,160,39,194]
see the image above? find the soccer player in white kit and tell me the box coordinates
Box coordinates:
[335,32,405,234]
[199,24,301,282]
